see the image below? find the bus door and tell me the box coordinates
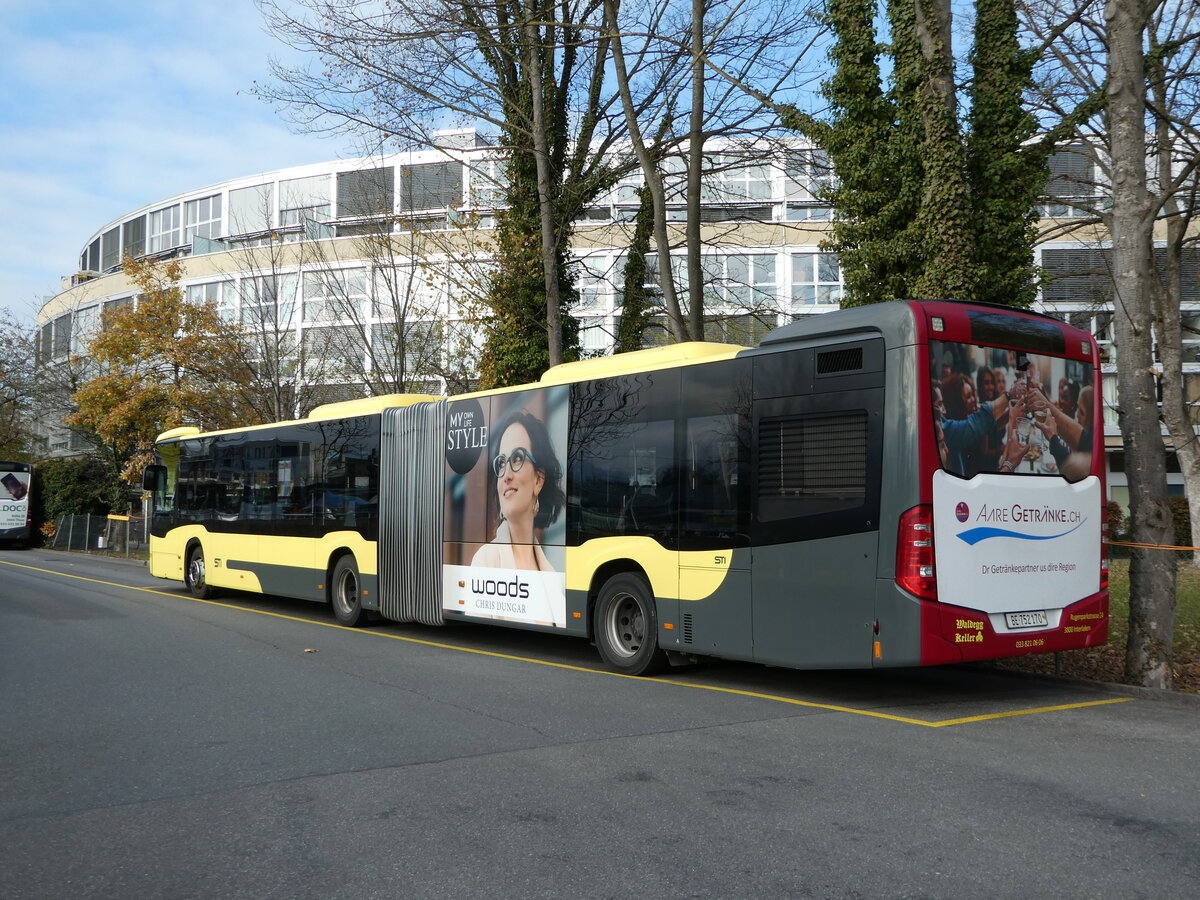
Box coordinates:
[750,343,885,667]
[676,359,754,661]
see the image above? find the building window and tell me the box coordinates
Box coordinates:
[792,252,842,308]
[704,154,773,202]
[720,254,778,308]
[303,268,369,322]
[337,166,395,218]
[186,281,236,322]
[575,256,614,312]
[302,325,362,380]
[229,184,272,235]
[1041,149,1098,217]
[400,162,463,211]
[72,306,100,354]
[784,148,833,200]
[185,194,223,243]
[52,314,72,358]
[148,205,182,253]
[469,157,507,207]
[369,321,438,382]
[280,175,331,227]
[240,274,297,328]
[101,227,121,271]
[122,216,146,260]
[579,316,610,353]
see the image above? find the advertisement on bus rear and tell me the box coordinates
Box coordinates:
[442,386,569,628]
[1,470,31,529]
[930,340,1095,481]
[932,470,1102,614]
[929,339,1101,615]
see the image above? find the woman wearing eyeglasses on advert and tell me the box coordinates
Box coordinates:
[471,410,565,576]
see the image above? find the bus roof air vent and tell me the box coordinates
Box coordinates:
[816,346,864,375]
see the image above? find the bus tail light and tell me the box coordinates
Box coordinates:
[1100,517,1110,590]
[896,505,937,600]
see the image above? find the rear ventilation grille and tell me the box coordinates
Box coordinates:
[817,346,863,375]
[682,613,694,644]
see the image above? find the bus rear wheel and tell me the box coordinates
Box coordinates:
[330,556,365,627]
[593,573,668,676]
[185,545,213,599]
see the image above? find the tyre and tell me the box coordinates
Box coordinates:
[185,544,214,599]
[593,572,668,676]
[330,555,365,627]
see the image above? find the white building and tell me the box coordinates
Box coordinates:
[35,133,1200,506]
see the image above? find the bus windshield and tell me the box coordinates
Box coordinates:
[931,339,1095,482]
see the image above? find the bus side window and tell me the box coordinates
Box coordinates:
[568,371,680,545]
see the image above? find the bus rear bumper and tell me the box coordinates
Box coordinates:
[919,589,1110,666]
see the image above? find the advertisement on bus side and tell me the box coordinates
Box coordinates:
[442,386,569,628]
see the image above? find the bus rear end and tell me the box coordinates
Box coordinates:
[0,461,34,548]
[900,302,1108,664]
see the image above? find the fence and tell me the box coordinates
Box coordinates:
[51,514,148,558]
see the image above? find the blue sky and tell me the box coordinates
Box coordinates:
[0,1,351,325]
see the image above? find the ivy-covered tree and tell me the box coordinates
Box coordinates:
[966,0,1044,307]
[68,255,259,485]
[477,101,583,387]
[787,0,1076,306]
[615,184,657,354]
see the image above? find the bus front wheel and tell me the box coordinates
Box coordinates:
[593,573,668,676]
[185,545,213,599]
[330,556,365,627]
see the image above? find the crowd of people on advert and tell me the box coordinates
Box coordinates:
[931,347,1094,481]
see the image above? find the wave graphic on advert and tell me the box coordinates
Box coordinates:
[955,518,1086,546]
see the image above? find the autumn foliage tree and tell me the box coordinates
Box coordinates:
[69,255,259,487]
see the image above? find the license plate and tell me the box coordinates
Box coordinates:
[1006,610,1048,629]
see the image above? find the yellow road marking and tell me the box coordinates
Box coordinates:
[3,559,1135,727]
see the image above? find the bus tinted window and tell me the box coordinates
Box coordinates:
[568,371,679,545]
[167,415,380,538]
[967,310,1066,355]
[931,340,1094,480]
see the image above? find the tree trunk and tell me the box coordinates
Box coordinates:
[604,0,690,341]
[523,0,564,367]
[1106,0,1176,688]
[1147,37,1200,570]
[910,0,974,299]
[686,0,705,340]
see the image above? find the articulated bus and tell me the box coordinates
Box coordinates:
[0,461,34,548]
[145,300,1108,674]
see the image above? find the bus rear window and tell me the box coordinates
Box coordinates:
[931,340,1095,481]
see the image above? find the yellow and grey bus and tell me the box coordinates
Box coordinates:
[145,300,1109,674]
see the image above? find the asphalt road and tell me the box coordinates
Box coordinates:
[2,548,1198,899]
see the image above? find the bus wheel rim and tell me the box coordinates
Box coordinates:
[189,556,205,589]
[337,570,358,614]
[606,592,643,658]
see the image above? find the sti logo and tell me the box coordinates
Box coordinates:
[955,501,970,523]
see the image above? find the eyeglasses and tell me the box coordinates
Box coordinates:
[493,447,537,477]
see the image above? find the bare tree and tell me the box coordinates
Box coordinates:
[297,205,491,396]
[0,313,37,457]
[1106,0,1177,688]
[1144,3,1200,573]
[257,0,625,373]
